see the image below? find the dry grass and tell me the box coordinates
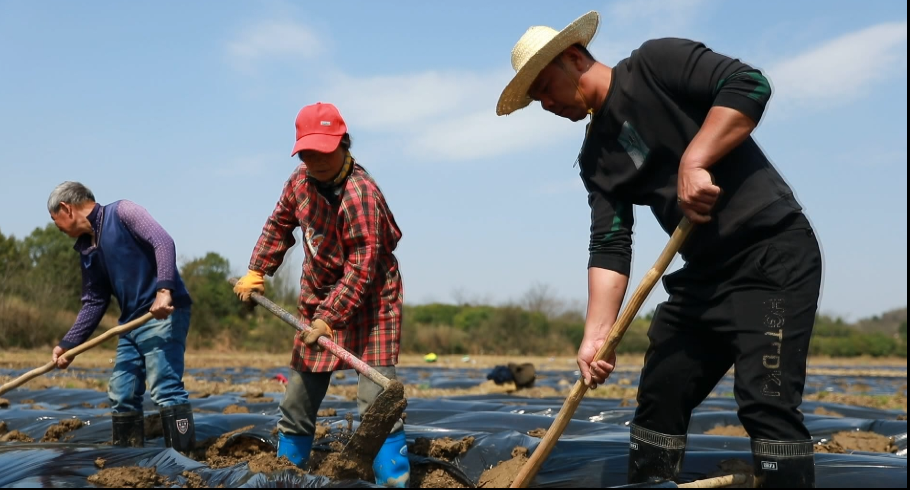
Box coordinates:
[2,349,905,371]
[2,350,904,411]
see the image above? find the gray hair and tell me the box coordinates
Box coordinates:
[47,181,96,214]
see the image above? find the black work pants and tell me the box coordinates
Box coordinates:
[632,213,823,441]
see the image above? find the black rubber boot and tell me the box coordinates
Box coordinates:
[752,439,816,488]
[160,403,195,453]
[627,424,687,484]
[112,411,144,447]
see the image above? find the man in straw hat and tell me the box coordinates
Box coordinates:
[497,11,821,488]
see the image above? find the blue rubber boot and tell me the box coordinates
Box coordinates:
[277,432,314,468]
[373,430,410,487]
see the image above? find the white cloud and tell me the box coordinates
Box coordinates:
[227,20,322,69]
[321,68,583,162]
[766,21,907,111]
[406,108,580,162]
[322,70,504,130]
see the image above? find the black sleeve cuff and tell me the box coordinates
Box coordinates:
[156,280,177,291]
[58,340,80,349]
[713,92,765,125]
[588,254,632,276]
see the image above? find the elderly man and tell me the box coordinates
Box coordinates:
[48,181,195,452]
[497,11,822,488]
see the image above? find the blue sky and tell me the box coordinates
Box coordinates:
[0,0,906,321]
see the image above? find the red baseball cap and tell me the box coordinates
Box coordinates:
[291,102,348,156]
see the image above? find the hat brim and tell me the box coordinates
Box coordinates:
[291,133,343,156]
[496,11,600,116]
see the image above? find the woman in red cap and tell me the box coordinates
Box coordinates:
[233,102,408,487]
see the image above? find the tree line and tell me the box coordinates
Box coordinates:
[1,224,906,357]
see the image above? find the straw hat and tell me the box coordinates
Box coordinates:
[496,11,600,116]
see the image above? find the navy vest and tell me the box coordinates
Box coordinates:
[83,201,192,324]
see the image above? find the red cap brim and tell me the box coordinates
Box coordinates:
[291,133,343,156]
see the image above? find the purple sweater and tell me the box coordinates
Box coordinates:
[60,201,185,348]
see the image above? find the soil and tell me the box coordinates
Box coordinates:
[40,418,84,442]
[309,452,373,483]
[803,392,907,411]
[0,421,6,435]
[317,408,337,417]
[314,421,333,440]
[705,425,749,437]
[411,465,472,488]
[527,428,547,438]
[478,446,529,488]
[241,392,274,403]
[0,430,33,442]
[704,458,754,488]
[411,436,475,460]
[815,431,898,454]
[181,470,221,488]
[222,404,249,414]
[0,398,9,408]
[813,406,844,417]
[310,381,406,482]
[196,424,302,474]
[87,467,170,488]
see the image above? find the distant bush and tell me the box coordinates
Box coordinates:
[1,223,907,357]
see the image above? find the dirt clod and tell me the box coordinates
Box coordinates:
[317,408,337,417]
[197,424,302,474]
[315,422,332,440]
[222,404,249,414]
[0,430,34,442]
[181,470,221,488]
[813,407,844,417]
[527,428,547,438]
[412,465,471,488]
[0,398,9,409]
[95,458,105,469]
[41,418,84,442]
[87,467,169,488]
[411,436,475,460]
[815,431,898,454]
[705,424,749,437]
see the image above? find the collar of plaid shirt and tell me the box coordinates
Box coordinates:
[308,151,354,194]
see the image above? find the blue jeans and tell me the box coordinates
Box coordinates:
[108,307,191,413]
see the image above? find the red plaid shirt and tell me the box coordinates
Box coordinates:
[249,161,403,372]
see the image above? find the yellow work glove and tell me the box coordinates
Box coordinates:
[303,318,334,351]
[233,269,265,302]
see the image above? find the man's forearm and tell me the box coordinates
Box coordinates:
[59,299,108,348]
[681,106,757,170]
[584,266,629,341]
